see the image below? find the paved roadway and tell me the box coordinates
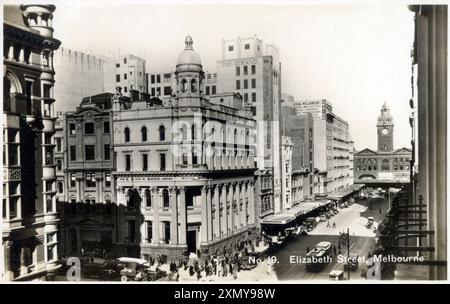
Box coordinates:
[273,198,389,281]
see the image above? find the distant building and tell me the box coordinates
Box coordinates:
[354,103,412,183]
[105,54,147,96]
[53,47,108,112]
[295,99,354,195]
[2,4,61,281]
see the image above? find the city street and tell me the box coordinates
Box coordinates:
[272,197,389,281]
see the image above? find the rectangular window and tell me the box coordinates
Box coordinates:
[151,88,155,96]
[104,121,110,134]
[84,122,94,135]
[252,92,256,102]
[212,86,216,94]
[244,93,248,102]
[125,154,131,171]
[69,123,76,135]
[244,43,250,50]
[182,154,188,165]
[116,63,120,68]
[85,145,95,161]
[163,221,170,244]
[156,74,161,83]
[127,220,136,243]
[243,66,248,75]
[105,173,111,187]
[206,86,210,95]
[56,138,62,152]
[124,73,127,80]
[70,146,76,161]
[236,80,240,90]
[160,153,166,171]
[251,65,256,74]
[193,153,198,165]
[228,45,234,51]
[244,79,248,89]
[146,221,152,243]
[124,58,127,64]
[251,79,256,89]
[104,144,110,160]
[164,86,171,96]
[124,87,127,93]
[70,173,76,187]
[236,66,240,76]
[116,74,120,82]
[151,75,155,84]
[142,154,148,171]
[85,173,96,188]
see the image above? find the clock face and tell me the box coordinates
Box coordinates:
[381,128,389,135]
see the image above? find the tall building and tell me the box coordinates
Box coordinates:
[104,54,147,96]
[112,37,257,259]
[53,47,108,112]
[57,94,115,257]
[354,104,412,183]
[2,5,61,281]
[295,99,353,194]
[216,35,282,228]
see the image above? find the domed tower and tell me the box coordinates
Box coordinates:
[377,102,394,152]
[20,5,56,38]
[174,36,205,106]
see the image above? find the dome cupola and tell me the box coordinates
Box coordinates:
[176,36,202,72]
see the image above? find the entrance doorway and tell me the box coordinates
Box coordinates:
[187,230,197,253]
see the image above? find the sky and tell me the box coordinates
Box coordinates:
[49,1,415,151]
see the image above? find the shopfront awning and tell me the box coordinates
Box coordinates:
[327,184,364,201]
[261,213,296,225]
[261,201,331,225]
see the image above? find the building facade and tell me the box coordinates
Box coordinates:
[104,54,146,96]
[354,104,412,183]
[2,5,61,281]
[112,37,257,259]
[57,93,115,257]
[295,99,353,194]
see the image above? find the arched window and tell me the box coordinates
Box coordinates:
[162,189,169,208]
[141,126,147,142]
[181,79,187,92]
[191,79,197,92]
[145,189,151,208]
[127,189,137,209]
[159,125,165,141]
[234,129,238,145]
[124,127,130,143]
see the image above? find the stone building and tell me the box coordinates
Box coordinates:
[2,4,61,280]
[57,93,115,257]
[354,103,412,183]
[112,37,257,259]
[104,54,147,97]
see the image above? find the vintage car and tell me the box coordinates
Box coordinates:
[117,257,167,282]
[306,241,333,272]
[329,270,345,281]
[81,259,121,281]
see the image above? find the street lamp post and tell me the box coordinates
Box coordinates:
[338,228,351,280]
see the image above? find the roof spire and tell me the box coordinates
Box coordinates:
[185,35,193,50]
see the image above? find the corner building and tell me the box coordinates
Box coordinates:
[2,5,61,280]
[113,37,257,259]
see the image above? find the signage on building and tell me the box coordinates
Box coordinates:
[220,58,259,68]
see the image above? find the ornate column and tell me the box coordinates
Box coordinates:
[228,183,234,234]
[221,184,228,237]
[18,47,25,63]
[214,185,220,240]
[207,186,213,241]
[169,187,178,244]
[95,174,103,204]
[201,186,208,244]
[178,186,187,245]
[151,187,159,244]
[235,182,241,230]
[249,181,255,225]
[7,44,14,60]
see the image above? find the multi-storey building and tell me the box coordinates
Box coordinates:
[280,136,293,211]
[216,35,282,227]
[53,47,108,112]
[104,54,146,96]
[295,99,354,194]
[2,5,61,281]
[112,36,257,259]
[147,70,217,98]
[354,103,412,183]
[57,93,115,257]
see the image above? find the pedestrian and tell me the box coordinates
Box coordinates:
[196,269,202,281]
[379,208,382,215]
[333,222,336,229]
[266,258,272,276]
[233,265,238,280]
[306,246,310,254]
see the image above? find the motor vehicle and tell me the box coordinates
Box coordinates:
[304,217,318,231]
[319,215,327,222]
[117,257,166,282]
[366,217,374,228]
[239,254,258,271]
[285,227,297,241]
[306,241,333,272]
[329,270,345,281]
[81,259,121,281]
[343,255,359,272]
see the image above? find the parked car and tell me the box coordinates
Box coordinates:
[82,259,121,281]
[366,217,374,228]
[319,215,327,222]
[117,257,166,282]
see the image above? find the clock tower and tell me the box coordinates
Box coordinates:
[377,102,394,151]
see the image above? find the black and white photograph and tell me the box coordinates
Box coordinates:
[0,0,447,285]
